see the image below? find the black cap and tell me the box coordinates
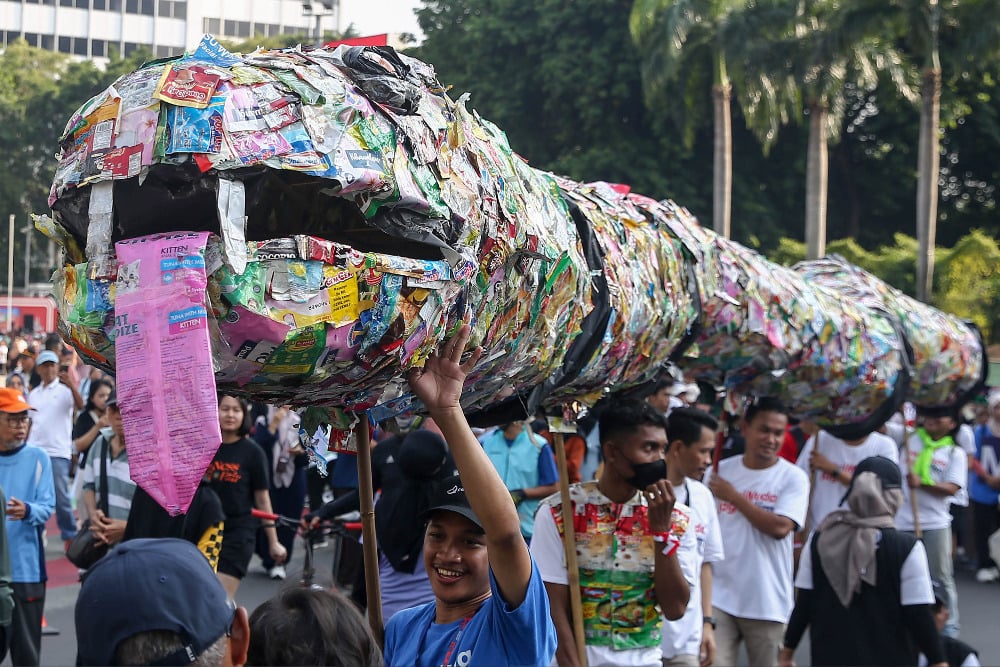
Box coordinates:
[75,539,235,666]
[421,477,482,529]
[840,455,902,504]
[915,405,959,420]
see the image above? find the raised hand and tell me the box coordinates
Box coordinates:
[644,479,677,534]
[407,324,482,413]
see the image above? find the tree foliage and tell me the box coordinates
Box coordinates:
[770,230,1000,342]
[0,41,151,288]
[411,0,709,208]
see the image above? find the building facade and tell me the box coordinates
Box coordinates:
[0,0,325,62]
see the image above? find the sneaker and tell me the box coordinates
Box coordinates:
[975,567,999,583]
[268,565,286,580]
[313,538,329,549]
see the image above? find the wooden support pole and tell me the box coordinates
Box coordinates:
[553,431,588,667]
[902,411,922,539]
[353,414,384,646]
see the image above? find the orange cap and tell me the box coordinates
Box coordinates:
[0,388,33,414]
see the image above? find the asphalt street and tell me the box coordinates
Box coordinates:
[27,532,999,667]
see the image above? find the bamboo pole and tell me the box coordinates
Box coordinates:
[552,428,588,667]
[902,411,922,538]
[352,414,384,646]
[804,431,821,535]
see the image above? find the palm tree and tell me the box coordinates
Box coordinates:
[914,0,941,302]
[900,0,998,302]
[630,0,743,238]
[809,0,999,299]
[739,0,916,259]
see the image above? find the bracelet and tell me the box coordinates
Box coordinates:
[261,523,276,528]
[659,535,681,558]
[651,531,672,543]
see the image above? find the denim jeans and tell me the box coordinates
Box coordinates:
[49,457,77,541]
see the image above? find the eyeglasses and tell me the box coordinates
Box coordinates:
[2,415,31,426]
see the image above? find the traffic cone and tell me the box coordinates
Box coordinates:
[41,614,59,636]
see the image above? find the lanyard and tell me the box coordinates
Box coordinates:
[440,614,473,667]
[416,612,474,667]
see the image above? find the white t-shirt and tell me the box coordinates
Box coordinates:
[895,434,967,532]
[954,424,976,456]
[705,456,809,623]
[661,479,724,660]
[27,379,75,460]
[530,492,698,667]
[795,531,934,605]
[882,421,906,447]
[796,431,899,530]
[951,424,975,507]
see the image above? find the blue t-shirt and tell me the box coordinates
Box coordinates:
[383,558,557,667]
[537,444,558,487]
[330,451,359,489]
[971,425,1000,505]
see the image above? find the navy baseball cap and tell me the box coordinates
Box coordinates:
[75,538,235,666]
[421,477,482,529]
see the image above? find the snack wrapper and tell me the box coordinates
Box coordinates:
[795,256,986,409]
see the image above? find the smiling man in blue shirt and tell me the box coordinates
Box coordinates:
[383,325,557,667]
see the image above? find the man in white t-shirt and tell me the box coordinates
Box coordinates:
[896,407,966,638]
[27,350,84,543]
[796,429,899,531]
[662,408,724,667]
[705,397,809,667]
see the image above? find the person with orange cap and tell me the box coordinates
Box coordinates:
[0,388,55,666]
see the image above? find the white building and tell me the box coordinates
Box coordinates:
[0,0,345,62]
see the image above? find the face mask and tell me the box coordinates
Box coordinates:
[624,458,667,490]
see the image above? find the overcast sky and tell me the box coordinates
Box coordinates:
[338,0,422,39]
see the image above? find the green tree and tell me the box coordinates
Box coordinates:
[630,0,742,238]
[411,0,708,208]
[899,0,998,301]
[0,41,148,289]
[741,0,916,259]
[934,229,1000,341]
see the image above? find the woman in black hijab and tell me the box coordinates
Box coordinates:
[780,456,947,667]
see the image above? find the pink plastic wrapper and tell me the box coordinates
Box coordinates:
[113,232,221,515]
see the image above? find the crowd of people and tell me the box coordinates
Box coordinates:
[0,327,994,666]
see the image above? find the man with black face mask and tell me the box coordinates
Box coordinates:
[531,399,694,667]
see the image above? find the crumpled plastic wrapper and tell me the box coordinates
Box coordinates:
[40,37,691,425]
[40,36,981,433]
[676,223,911,437]
[795,255,986,410]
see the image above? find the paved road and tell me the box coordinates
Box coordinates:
[28,535,1000,666]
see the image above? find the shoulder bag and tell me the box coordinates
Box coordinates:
[65,437,111,570]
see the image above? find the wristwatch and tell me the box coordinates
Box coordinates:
[703,616,717,630]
